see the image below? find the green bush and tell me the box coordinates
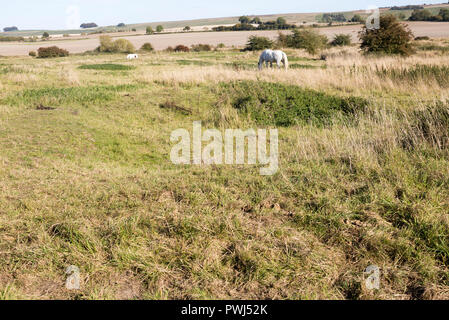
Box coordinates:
[243,36,273,51]
[29,51,36,57]
[222,81,368,127]
[360,15,414,56]
[146,26,154,35]
[285,29,328,55]
[37,46,69,58]
[42,32,50,39]
[156,25,164,33]
[98,36,135,53]
[330,34,352,47]
[140,42,154,51]
[191,44,212,52]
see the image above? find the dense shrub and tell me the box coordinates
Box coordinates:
[174,45,190,52]
[409,9,449,22]
[330,34,352,47]
[117,23,126,27]
[140,42,154,51]
[37,46,69,58]
[360,15,414,56]
[29,51,36,57]
[183,26,191,31]
[42,32,50,39]
[98,36,135,53]
[285,29,328,55]
[146,26,154,35]
[156,25,164,32]
[223,81,367,127]
[243,36,273,51]
[351,14,365,23]
[191,44,212,52]
[322,13,347,23]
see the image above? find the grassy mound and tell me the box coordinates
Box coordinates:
[223,81,368,127]
[79,64,136,71]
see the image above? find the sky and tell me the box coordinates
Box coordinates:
[0,0,445,30]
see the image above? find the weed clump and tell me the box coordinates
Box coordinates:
[222,81,368,127]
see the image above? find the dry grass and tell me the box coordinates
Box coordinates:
[0,40,449,300]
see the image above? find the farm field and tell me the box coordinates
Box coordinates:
[1,37,449,299]
[2,22,449,56]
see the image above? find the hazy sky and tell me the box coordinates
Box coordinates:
[0,0,445,30]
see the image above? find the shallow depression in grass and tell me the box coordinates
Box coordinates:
[78,63,136,71]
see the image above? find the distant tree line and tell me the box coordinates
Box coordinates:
[409,8,449,22]
[391,5,424,11]
[321,13,347,23]
[3,26,19,32]
[80,23,98,29]
[212,16,295,32]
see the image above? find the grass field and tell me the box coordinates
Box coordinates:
[1,39,449,300]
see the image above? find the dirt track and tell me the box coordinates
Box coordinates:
[1,22,449,56]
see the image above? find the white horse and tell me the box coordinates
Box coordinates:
[258,49,289,70]
[127,54,139,60]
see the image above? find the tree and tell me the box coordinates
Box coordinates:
[80,23,98,29]
[351,14,364,23]
[3,26,19,32]
[409,9,433,21]
[42,32,50,39]
[251,17,262,24]
[330,34,352,46]
[146,26,154,34]
[287,29,328,55]
[360,15,414,56]
[156,25,164,33]
[183,26,191,31]
[243,36,273,51]
[276,17,287,25]
[117,23,126,27]
[239,16,250,24]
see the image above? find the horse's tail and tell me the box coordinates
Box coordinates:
[283,52,289,70]
[258,55,264,70]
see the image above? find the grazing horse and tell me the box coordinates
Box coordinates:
[258,49,289,70]
[127,54,139,60]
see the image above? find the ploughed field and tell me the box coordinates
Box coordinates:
[0,42,449,299]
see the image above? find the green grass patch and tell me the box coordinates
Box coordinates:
[78,64,136,71]
[176,60,213,66]
[4,84,143,107]
[222,80,368,127]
